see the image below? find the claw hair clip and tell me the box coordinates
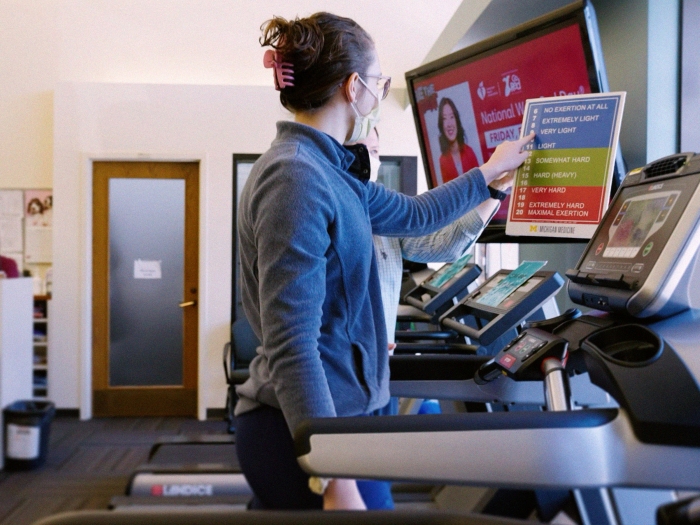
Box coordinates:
[263,49,295,91]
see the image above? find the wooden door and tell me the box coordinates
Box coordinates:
[92,161,199,416]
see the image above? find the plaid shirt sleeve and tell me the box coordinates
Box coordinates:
[399,209,485,263]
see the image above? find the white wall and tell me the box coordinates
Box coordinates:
[0,0,458,190]
[52,82,422,417]
[646,0,680,162]
[681,0,700,152]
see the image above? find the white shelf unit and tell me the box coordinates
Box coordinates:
[0,277,33,470]
[32,295,50,399]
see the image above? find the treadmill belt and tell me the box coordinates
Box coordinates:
[149,443,239,468]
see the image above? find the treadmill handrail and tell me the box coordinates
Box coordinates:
[392,343,479,354]
[394,330,459,341]
[32,509,525,525]
[293,409,619,458]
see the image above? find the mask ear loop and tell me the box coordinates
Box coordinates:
[352,75,380,117]
[263,49,295,91]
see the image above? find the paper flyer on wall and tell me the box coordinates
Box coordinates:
[0,190,24,217]
[506,92,625,239]
[0,217,23,253]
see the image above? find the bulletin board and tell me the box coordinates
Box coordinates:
[0,189,53,273]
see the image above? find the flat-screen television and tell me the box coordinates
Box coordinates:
[405,0,625,243]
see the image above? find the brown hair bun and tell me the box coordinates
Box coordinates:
[260,12,374,112]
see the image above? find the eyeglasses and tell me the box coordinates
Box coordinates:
[360,74,392,100]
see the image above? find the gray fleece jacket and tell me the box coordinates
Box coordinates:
[235,121,489,433]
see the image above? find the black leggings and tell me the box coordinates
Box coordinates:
[235,405,393,510]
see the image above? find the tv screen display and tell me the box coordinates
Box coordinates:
[406,1,623,243]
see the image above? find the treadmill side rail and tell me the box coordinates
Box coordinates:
[296,410,700,490]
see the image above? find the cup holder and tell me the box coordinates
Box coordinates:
[581,324,663,367]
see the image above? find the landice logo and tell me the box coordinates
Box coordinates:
[503,74,522,97]
[477,81,487,100]
[151,484,214,496]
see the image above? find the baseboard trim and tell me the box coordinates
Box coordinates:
[51,408,226,420]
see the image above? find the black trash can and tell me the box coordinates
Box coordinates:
[3,400,55,470]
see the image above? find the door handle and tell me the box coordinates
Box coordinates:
[179,300,197,308]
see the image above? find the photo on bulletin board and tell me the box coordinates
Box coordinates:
[25,190,53,228]
[24,189,53,263]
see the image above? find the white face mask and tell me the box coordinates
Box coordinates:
[348,101,381,144]
[369,155,381,183]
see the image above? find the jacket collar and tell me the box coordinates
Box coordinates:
[344,144,371,182]
[275,121,356,171]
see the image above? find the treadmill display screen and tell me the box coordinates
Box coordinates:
[480,275,543,310]
[605,193,679,258]
[425,252,472,289]
[578,174,700,284]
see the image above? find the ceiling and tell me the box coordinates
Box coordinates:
[1,0,485,89]
[220,0,467,89]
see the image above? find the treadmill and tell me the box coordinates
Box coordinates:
[294,153,700,524]
[388,257,615,418]
[394,258,483,355]
[115,434,252,509]
[390,267,610,410]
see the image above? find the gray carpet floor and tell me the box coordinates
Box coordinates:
[0,415,230,525]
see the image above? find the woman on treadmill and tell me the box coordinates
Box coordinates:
[234,11,533,511]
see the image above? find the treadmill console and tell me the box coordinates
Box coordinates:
[476,328,568,383]
[439,269,564,346]
[403,253,482,318]
[567,153,700,317]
